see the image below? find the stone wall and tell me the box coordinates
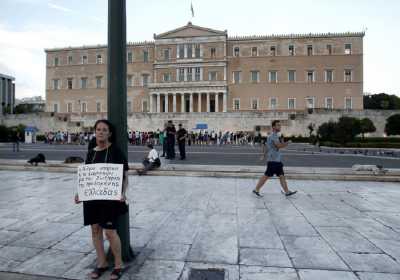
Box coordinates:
[1,110,399,137]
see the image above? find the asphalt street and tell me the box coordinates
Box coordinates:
[1,142,399,168]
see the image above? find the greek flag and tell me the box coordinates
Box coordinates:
[191,2,194,17]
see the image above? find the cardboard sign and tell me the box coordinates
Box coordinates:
[77,163,123,201]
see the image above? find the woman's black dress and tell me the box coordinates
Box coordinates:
[83,144,129,226]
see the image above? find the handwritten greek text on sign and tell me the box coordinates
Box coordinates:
[77,164,123,201]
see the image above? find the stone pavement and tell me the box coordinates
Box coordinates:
[1,170,400,280]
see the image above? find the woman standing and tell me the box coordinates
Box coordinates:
[75,119,129,280]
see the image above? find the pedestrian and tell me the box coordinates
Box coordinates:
[74,119,129,280]
[137,143,161,175]
[159,123,167,157]
[177,123,187,160]
[166,120,176,159]
[252,120,297,197]
[12,132,21,152]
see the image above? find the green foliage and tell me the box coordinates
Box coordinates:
[0,125,9,142]
[36,134,46,142]
[317,121,336,141]
[385,114,400,136]
[332,117,361,145]
[359,118,376,139]
[364,93,400,110]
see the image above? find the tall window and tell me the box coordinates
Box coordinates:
[164,49,170,60]
[270,97,277,109]
[288,70,296,82]
[326,44,332,55]
[345,44,352,55]
[187,68,193,81]
[251,98,259,110]
[195,44,201,58]
[53,79,59,90]
[210,47,216,58]
[345,97,352,109]
[68,55,73,65]
[195,67,201,81]
[270,46,276,56]
[163,73,171,82]
[96,76,102,88]
[81,102,87,113]
[82,55,88,64]
[307,45,313,56]
[288,98,296,109]
[67,78,73,90]
[251,47,258,56]
[67,103,72,113]
[305,97,315,109]
[178,45,185,58]
[325,97,333,109]
[209,71,217,81]
[127,75,133,87]
[81,78,87,89]
[289,45,295,56]
[187,44,193,58]
[325,70,333,82]
[250,71,259,83]
[234,47,240,57]
[96,54,102,64]
[127,51,133,63]
[96,102,101,112]
[269,71,277,83]
[233,98,240,110]
[142,100,148,112]
[179,68,185,81]
[344,69,352,82]
[54,57,59,66]
[143,50,148,62]
[53,103,58,113]
[142,74,149,87]
[233,71,241,84]
[307,70,315,82]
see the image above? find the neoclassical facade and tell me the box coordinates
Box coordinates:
[45,22,364,115]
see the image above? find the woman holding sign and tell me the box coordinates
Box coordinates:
[75,119,129,280]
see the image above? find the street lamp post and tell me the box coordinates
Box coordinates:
[107,0,134,261]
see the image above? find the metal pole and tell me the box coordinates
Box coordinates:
[107,0,134,261]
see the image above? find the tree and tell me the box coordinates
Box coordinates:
[385,114,400,136]
[364,93,400,110]
[332,117,361,145]
[307,123,315,137]
[0,125,9,142]
[317,121,336,141]
[359,118,376,139]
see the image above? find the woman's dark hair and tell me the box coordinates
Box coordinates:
[94,119,116,143]
[147,143,154,149]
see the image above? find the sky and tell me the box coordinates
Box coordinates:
[0,0,399,99]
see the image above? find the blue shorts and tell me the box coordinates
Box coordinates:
[265,161,284,177]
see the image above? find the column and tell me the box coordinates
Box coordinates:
[173,93,177,113]
[181,93,185,113]
[184,68,187,81]
[184,44,187,58]
[189,93,193,113]
[198,93,202,112]
[206,92,210,112]
[165,93,169,113]
[224,66,227,81]
[215,92,219,113]
[223,91,227,112]
[157,93,161,113]
[149,93,153,113]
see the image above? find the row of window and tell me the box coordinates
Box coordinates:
[52,50,150,66]
[232,97,353,110]
[232,69,353,84]
[233,43,353,57]
[51,74,150,90]
[52,100,148,114]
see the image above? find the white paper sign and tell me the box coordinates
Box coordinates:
[77,163,123,201]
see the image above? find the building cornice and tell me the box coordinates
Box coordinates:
[45,41,155,52]
[228,32,365,42]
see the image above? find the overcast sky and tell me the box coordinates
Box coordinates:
[0,0,399,99]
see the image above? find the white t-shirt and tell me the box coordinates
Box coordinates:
[148,149,159,162]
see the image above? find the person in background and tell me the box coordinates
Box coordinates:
[137,143,161,175]
[177,123,187,160]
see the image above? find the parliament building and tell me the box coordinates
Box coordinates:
[45,22,364,115]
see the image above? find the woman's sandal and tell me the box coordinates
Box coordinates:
[90,266,109,279]
[110,268,123,280]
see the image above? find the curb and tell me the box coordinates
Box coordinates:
[0,160,399,182]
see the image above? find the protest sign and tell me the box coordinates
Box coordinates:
[77,163,123,201]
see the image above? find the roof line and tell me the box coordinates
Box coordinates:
[228,31,365,41]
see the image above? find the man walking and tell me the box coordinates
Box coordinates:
[177,124,187,160]
[253,120,297,197]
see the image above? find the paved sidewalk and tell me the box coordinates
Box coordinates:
[1,170,400,279]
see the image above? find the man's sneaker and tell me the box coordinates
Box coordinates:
[285,190,297,197]
[252,190,263,197]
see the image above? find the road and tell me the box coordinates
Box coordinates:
[1,142,399,168]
